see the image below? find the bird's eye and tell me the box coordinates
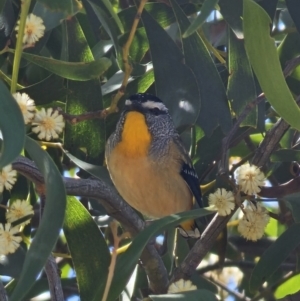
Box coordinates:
[152,107,160,116]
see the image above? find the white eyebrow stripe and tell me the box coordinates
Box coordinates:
[125,99,132,105]
[141,100,167,111]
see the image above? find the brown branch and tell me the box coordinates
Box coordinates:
[283,55,300,78]
[57,107,106,124]
[197,260,295,274]
[44,255,65,301]
[259,176,300,198]
[0,280,7,301]
[171,212,233,281]
[12,156,169,294]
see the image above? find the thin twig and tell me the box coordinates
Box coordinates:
[171,212,233,281]
[209,277,251,301]
[102,221,119,301]
[57,107,105,124]
[104,0,148,116]
[44,255,65,301]
[197,260,295,274]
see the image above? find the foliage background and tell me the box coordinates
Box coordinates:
[1,0,300,300]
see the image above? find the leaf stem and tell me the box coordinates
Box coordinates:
[11,0,31,93]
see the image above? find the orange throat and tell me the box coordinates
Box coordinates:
[116,111,151,157]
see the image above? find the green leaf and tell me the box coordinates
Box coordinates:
[275,274,300,299]
[243,0,300,131]
[171,0,231,135]
[63,17,106,164]
[271,149,300,162]
[37,0,81,16]
[10,137,66,301]
[227,29,257,127]
[63,196,110,301]
[64,151,113,186]
[183,0,219,38]
[250,223,300,292]
[149,290,218,301]
[101,0,124,34]
[33,1,80,32]
[104,209,214,301]
[0,247,26,278]
[89,1,122,67]
[142,10,201,128]
[219,0,243,38]
[18,51,111,81]
[0,81,25,169]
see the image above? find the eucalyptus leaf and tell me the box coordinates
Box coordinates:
[19,51,111,81]
[243,0,300,131]
[64,196,110,301]
[10,137,66,301]
[0,81,25,169]
[183,0,219,38]
[250,223,300,292]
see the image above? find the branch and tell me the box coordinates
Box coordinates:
[197,260,295,274]
[259,176,300,198]
[44,255,65,301]
[12,156,168,294]
[0,279,7,301]
[172,212,232,281]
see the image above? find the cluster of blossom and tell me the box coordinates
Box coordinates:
[14,13,65,141]
[0,165,35,254]
[0,166,34,255]
[13,92,65,141]
[208,162,269,242]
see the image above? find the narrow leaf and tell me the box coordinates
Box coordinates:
[250,223,300,292]
[64,197,110,301]
[228,29,257,127]
[183,0,219,38]
[64,151,113,186]
[10,137,66,301]
[18,51,111,81]
[0,81,25,169]
[243,0,300,131]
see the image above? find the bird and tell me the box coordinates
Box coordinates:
[105,93,205,238]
